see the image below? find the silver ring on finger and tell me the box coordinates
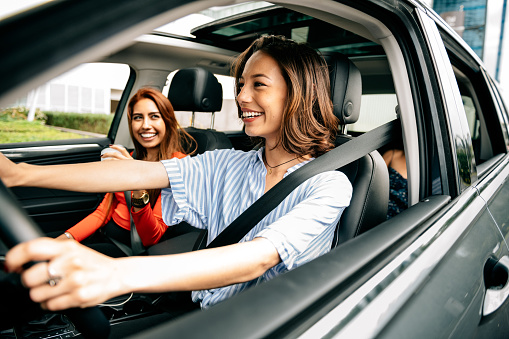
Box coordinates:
[47,263,63,287]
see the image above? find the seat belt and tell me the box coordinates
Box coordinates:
[124,191,146,255]
[108,191,145,256]
[105,148,145,256]
[125,148,145,255]
[206,119,397,249]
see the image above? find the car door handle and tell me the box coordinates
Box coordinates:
[483,255,509,316]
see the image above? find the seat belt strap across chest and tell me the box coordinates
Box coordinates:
[124,191,145,255]
[206,119,397,249]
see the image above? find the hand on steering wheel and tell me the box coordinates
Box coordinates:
[0,180,110,338]
[6,238,122,310]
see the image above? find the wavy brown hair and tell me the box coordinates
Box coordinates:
[127,87,196,206]
[104,87,196,212]
[232,35,338,158]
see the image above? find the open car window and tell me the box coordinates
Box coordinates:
[0,63,130,145]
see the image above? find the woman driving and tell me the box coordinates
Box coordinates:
[2,35,352,312]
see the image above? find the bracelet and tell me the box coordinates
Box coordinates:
[64,232,73,240]
[131,191,149,208]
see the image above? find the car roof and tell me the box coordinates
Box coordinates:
[190,5,384,57]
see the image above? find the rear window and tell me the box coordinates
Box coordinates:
[162,71,243,132]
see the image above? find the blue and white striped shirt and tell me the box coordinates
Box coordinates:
[160,147,352,308]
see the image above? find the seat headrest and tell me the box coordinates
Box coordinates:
[322,53,362,125]
[168,68,223,112]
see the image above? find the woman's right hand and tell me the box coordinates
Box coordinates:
[5,238,128,310]
[101,145,133,161]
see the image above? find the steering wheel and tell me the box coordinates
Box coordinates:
[0,180,110,338]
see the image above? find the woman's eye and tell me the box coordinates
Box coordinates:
[133,116,142,120]
[151,114,161,119]
[254,82,265,87]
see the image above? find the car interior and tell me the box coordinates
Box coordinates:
[5,1,492,337]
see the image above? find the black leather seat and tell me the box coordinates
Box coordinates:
[322,53,389,247]
[168,67,232,154]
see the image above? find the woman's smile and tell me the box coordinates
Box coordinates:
[241,110,265,122]
[140,132,158,140]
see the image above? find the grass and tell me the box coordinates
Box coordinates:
[0,119,88,143]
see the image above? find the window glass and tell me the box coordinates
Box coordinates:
[451,63,506,168]
[162,71,243,132]
[349,94,398,132]
[485,73,509,149]
[462,95,479,139]
[0,63,130,144]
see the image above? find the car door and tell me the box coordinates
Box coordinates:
[374,9,509,338]
[0,63,133,235]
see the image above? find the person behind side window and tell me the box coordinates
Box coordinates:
[382,120,407,219]
[56,88,194,257]
[2,35,352,312]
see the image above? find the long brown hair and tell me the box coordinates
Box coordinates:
[126,87,195,206]
[232,35,338,158]
[104,87,195,213]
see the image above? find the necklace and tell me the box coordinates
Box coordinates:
[263,152,298,175]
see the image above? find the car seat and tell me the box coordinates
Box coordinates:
[322,52,389,247]
[167,67,233,154]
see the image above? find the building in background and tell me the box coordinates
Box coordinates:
[429,0,508,103]
[434,0,487,58]
[10,63,130,116]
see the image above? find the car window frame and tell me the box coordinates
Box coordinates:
[416,9,477,196]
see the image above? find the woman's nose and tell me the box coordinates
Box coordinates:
[142,118,150,128]
[236,86,251,104]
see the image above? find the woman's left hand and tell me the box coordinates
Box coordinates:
[5,238,127,310]
[0,152,24,187]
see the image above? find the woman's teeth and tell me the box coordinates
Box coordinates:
[141,133,156,138]
[242,112,263,118]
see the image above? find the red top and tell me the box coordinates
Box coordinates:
[66,151,186,247]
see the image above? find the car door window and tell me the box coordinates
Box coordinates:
[485,72,509,149]
[446,51,508,176]
[1,63,130,144]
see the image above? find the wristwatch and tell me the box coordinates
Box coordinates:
[131,191,149,208]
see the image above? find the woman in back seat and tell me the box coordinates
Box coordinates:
[381,119,408,219]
